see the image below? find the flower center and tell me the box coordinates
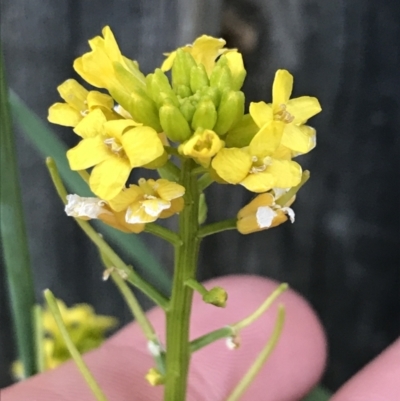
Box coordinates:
[104,137,124,156]
[274,104,294,123]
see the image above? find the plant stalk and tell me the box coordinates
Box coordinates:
[164,159,200,401]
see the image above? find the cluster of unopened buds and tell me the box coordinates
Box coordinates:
[48,26,321,235]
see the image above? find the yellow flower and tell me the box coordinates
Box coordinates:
[212,122,302,192]
[250,69,321,155]
[65,194,145,233]
[73,26,145,91]
[161,35,233,76]
[237,192,295,234]
[48,79,118,127]
[66,109,165,200]
[178,128,224,167]
[108,178,185,224]
[42,300,117,370]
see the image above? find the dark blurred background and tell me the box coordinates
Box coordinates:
[1,0,399,392]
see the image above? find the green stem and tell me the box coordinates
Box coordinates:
[46,157,169,310]
[100,252,167,375]
[190,283,288,352]
[0,47,37,377]
[157,159,181,181]
[164,159,200,401]
[33,305,45,373]
[226,306,286,401]
[145,223,182,246]
[184,278,208,297]
[44,290,109,401]
[197,218,237,238]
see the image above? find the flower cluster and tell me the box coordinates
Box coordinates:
[48,26,321,233]
[13,300,116,378]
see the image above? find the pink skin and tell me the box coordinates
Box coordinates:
[1,274,355,401]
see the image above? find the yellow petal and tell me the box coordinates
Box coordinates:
[73,109,107,138]
[160,197,184,218]
[281,124,314,154]
[107,185,143,212]
[104,119,142,141]
[57,79,88,111]
[237,193,275,219]
[272,69,293,106]
[121,126,164,168]
[249,121,284,158]
[240,171,276,193]
[87,91,114,111]
[161,51,177,72]
[249,101,273,128]
[48,103,82,127]
[125,202,157,224]
[286,96,321,124]
[89,157,131,200]
[266,159,302,188]
[141,198,171,217]
[225,51,246,90]
[154,179,185,201]
[67,136,110,170]
[211,148,252,184]
[191,35,226,75]
[101,26,122,62]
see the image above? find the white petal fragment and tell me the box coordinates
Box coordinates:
[65,194,110,219]
[256,206,277,228]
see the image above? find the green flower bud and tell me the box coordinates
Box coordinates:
[203,286,228,308]
[113,61,146,94]
[180,98,196,123]
[225,114,259,147]
[190,64,209,93]
[147,69,179,108]
[191,98,217,130]
[109,87,161,131]
[209,64,233,91]
[175,84,192,98]
[171,49,197,90]
[199,86,220,107]
[213,90,245,136]
[160,102,192,142]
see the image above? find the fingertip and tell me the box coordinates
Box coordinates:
[331,338,400,401]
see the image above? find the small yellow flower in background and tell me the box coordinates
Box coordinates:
[47,79,119,127]
[178,128,224,167]
[237,191,295,234]
[66,109,165,200]
[212,121,302,193]
[12,300,117,379]
[108,178,185,224]
[65,194,145,233]
[42,300,117,370]
[250,69,321,155]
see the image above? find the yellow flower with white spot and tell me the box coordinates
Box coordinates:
[65,194,145,233]
[162,35,234,76]
[237,192,295,234]
[212,121,302,193]
[66,109,165,200]
[73,26,145,91]
[178,128,224,167]
[250,69,321,155]
[108,178,185,224]
[48,79,119,127]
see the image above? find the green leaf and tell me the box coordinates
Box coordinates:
[0,49,37,377]
[8,90,171,294]
[301,386,332,401]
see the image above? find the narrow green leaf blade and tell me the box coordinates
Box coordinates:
[301,386,332,401]
[8,90,171,294]
[0,49,37,377]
